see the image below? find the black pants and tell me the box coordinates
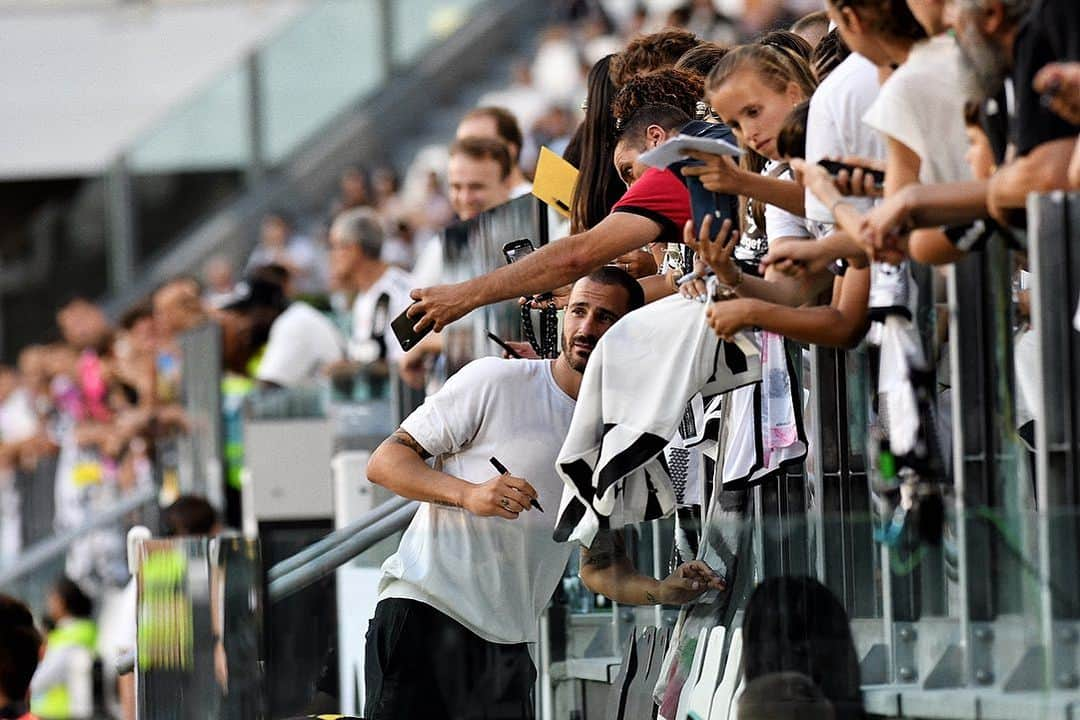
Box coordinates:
[364,598,536,720]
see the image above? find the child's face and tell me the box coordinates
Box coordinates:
[709,69,805,162]
[964,125,995,180]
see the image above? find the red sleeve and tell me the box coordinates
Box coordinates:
[611,167,692,244]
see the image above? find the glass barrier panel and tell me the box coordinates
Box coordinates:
[257,0,384,166]
[392,0,483,66]
[127,64,249,263]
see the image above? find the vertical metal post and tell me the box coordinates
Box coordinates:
[245,54,266,187]
[949,249,1000,688]
[106,157,136,294]
[378,0,394,76]
[1030,191,1080,692]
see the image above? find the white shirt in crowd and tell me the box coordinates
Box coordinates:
[510,181,534,199]
[349,265,414,365]
[256,302,345,387]
[764,161,813,242]
[804,53,885,235]
[863,34,973,185]
[378,357,576,644]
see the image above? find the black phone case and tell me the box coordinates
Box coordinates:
[818,159,885,185]
[502,238,535,264]
[390,305,431,352]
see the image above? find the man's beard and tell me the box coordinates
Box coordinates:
[561,332,597,373]
[956,20,1009,101]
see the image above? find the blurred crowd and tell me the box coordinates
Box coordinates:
[1,0,1078,716]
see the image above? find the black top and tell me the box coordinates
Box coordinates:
[1010,0,1080,156]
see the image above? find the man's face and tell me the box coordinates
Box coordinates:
[448,154,511,221]
[952,0,1011,100]
[560,278,633,373]
[260,216,289,248]
[613,125,672,188]
[57,299,110,351]
[327,228,362,291]
[153,281,204,338]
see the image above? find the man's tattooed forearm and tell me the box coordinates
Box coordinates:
[431,498,462,508]
[581,529,626,569]
[387,429,431,460]
[645,591,659,604]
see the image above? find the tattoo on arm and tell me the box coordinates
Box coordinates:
[387,428,432,460]
[581,529,627,570]
[645,591,659,604]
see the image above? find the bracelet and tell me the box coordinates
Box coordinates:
[728,263,744,290]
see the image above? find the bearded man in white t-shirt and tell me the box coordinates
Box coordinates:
[363,268,644,720]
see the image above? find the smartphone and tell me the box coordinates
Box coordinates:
[502,238,536,265]
[487,331,523,359]
[391,303,431,352]
[818,159,886,189]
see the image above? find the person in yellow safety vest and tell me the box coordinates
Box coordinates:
[30,579,97,719]
[0,594,44,720]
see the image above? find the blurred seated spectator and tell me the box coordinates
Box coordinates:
[0,594,42,720]
[456,107,532,197]
[330,166,373,217]
[370,167,415,270]
[477,60,551,134]
[245,212,327,297]
[152,278,207,404]
[202,255,238,310]
[30,578,97,720]
[220,277,345,389]
[742,576,864,720]
[737,672,835,720]
[530,25,588,107]
[327,209,413,368]
[0,364,46,562]
[531,104,578,161]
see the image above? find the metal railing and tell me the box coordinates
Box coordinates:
[0,483,157,588]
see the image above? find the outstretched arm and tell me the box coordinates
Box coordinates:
[409,213,661,332]
[579,529,723,606]
[706,267,871,349]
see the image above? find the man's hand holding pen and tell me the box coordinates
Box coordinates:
[461,457,544,520]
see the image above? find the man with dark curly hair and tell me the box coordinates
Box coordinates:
[610,68,705,125]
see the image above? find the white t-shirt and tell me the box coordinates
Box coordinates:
[763,162,812,241]
[349,265,414,365]
[256,302,345,387]
[863,35,973,185]
[804,53,885,234]
[379,357,576,644]
[736,162,811,265]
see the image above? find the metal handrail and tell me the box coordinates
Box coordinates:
[267,501,417,603]
[266,495,412,582]
[0,484,157,586]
